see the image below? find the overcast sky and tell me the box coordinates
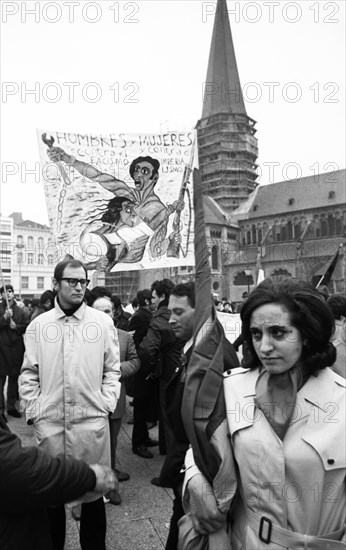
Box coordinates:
[1,0,345,224]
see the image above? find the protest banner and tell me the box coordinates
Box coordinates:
[37,129,196,272]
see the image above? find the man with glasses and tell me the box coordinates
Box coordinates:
[0,284,28,422]
[20,259,121,550]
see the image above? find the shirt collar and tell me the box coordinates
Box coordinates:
[54,298,86,320]
[184,337,193,354]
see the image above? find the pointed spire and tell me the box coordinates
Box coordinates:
[202,0,247,119]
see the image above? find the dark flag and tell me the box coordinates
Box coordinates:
[179,169,239,549]
[316,244,341,288]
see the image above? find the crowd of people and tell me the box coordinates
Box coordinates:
[0,264,345,550]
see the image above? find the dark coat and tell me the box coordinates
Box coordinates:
[138,304,184,384]
[0,416,95,550]
[128,307,155,398]
[160,337,240,489]
[0,300,28,376]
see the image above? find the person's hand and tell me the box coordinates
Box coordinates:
[188,474,227,534]
[95,255,109,271]
[47,146,72,164]
[9,319,16,330]
[171,199,185,212]
[89,464,118,494]
[4,308,12,320]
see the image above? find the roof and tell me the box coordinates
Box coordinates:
[201,0,247,119]
[9,213,50,230]
[231,169,346,221]
[203,195,237,227]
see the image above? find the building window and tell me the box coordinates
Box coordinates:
[328,215,335,236]
[27,236,34,248]
[38,237,44,249]
[17,252,23,264]
[336,218,342,234]
[294,220,301,239]
[287,220,293,240]
[251,225,256,244]
[0,222,11,232]
[321,218,328,236]
[37,277,44,289]
[48,254,54,265]
[288,198,295,206]
[28,253,34,265]
[21,276,29,289]
[38,254,44,265]
[328,191,335,199]
[17,235,23,244]
[211,245,219,270]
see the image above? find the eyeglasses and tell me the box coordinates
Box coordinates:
[60,278,90,288]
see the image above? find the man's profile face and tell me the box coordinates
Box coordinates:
[151,289,162,311]
[119,200,137,227]
[132,161,157,191]
[168,294,195,341]
[54,266,86,310]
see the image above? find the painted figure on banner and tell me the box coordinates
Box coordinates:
[46,143,189,271]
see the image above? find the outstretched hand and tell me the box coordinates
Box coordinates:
[47,146,72,164]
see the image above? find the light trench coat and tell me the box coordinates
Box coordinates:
[182,367,346,550]
[20,301,121,472]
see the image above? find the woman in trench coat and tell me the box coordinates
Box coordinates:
[180,278,345,550]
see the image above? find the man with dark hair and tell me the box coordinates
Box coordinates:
[0,284,28,421]
[138,279,184,457]
[156,282,239,550]
[128,288,158,458]
[20,259,121,550]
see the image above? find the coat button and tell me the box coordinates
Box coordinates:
[327,459,335,465]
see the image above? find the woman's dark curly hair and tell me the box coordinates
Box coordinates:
[240,277,336,373]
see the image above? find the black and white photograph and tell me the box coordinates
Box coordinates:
[1,1,345,549]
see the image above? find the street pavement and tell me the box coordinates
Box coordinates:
[10,403,173,550]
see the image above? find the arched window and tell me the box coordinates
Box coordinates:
[294,218,300,239]
[328,214,335,236]
[321,216,327,236]
[251,224,256,244]
[211,245,219,270]
[287,220,293,240]
[27,236,34,248]
[335,218,342,234]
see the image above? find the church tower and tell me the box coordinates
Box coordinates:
[197,0,258,212]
